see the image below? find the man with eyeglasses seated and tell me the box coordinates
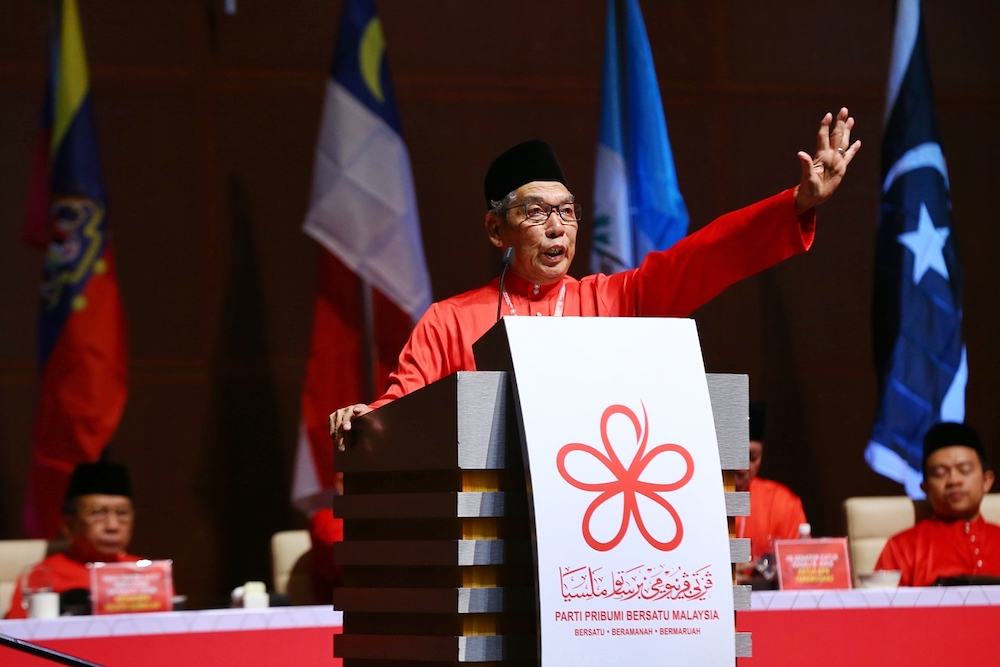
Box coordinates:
[329,109,861,450]
[6,462,142,618]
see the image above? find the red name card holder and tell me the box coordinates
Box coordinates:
[774,538,852,590]
[89,559,174,615]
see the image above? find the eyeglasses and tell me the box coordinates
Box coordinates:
[79,505,135,525]
[508,201,582,225]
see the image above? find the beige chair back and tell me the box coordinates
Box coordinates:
[270,529,314,605]
[0,539,50,617]
[844,493,1000,587]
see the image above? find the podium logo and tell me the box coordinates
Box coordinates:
[556,404,694,552]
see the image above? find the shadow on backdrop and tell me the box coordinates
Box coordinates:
[200,173,292,601]
[0,405,8,536]
[758,267,825,535]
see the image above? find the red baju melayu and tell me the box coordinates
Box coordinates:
[371,188,814,408]
[875,515,1000,587]
[5,550,141,619]
[737,476,807,561]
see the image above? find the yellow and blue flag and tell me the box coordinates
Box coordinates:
[22,0,129,537]
[867,0,967,497]
[591,0,688,274]
[301,0,430,320]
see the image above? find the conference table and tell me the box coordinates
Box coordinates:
[0,605,343,667]
[738,585,1000,666]
[1,587,998,666]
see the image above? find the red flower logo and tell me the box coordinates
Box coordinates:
[556,404,694,552]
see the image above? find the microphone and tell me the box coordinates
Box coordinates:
[496,246,515,322]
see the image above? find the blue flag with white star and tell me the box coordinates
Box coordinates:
[867,0,967,498]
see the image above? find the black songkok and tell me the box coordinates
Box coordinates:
[484,140,569,210]
[922,422,988,473]
[65,462,132,504]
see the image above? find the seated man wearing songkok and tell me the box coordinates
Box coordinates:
[6,462,142,618]
[876,422,1000,586]
[330,108,862,448]
[735,402,807,566]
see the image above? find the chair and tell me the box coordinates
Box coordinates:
[843,493,1000,587]
[0,540,52,617]
[270,530,314,605]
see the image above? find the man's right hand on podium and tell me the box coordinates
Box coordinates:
[330,403,372,452]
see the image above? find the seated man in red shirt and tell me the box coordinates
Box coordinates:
[6,462,142,618]
[735,403,807,572]
[876,422,1000,586]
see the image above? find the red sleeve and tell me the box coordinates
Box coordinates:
[773,489,808,541]
[625,188,815,317]
[371,301,456,409]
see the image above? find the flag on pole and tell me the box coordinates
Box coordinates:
[293,0,431,513]
[867,0,966,498]
[590,0,688,274]
[22,0,129,537]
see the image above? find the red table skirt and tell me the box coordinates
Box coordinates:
[4,589,1000,666]
[0,606,342,667]
[737,586,1000,666]
[5,627,341,667]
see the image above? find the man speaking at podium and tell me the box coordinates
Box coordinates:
[331,109,861,449]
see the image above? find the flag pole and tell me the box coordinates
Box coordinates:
[615,0,634,268]
[360,277,377,404]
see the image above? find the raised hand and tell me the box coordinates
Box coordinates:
[794,107,861,214]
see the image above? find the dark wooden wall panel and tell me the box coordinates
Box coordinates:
[1,0,998,606]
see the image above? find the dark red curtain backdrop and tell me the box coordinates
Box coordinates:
[1,1,998,606]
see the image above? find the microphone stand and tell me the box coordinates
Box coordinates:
[496,246,515,322]
[0,633,107,667]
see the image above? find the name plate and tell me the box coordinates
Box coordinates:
[774,538,852,590]
[89,560,174,614]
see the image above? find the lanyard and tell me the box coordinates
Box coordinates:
[503,284,567,317]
